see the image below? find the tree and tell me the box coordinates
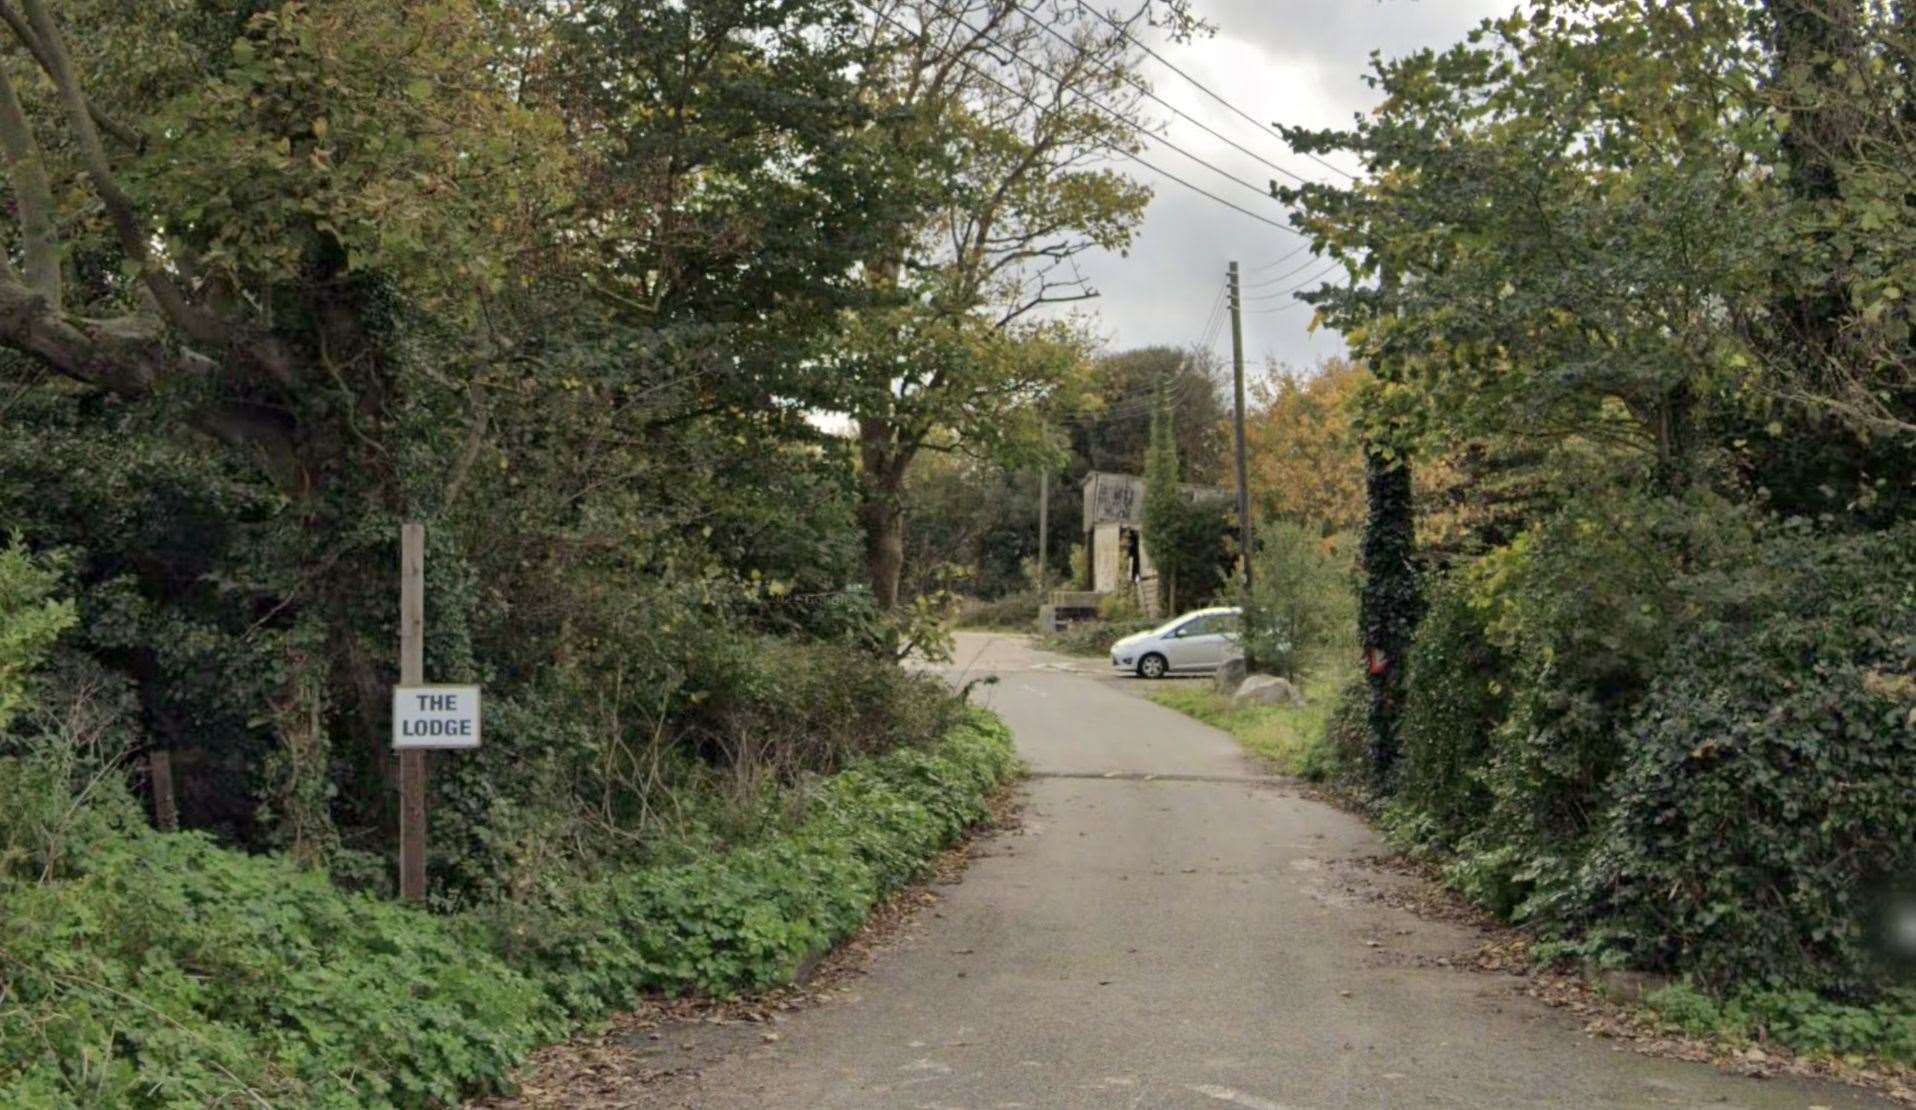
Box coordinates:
[531,0,919,383]
[1139,381,1226,612]
[1359,444,1419,788]
[0,538,71,733]
[0,1,572,818]
[1067,346,1228,480]
[1142,381,1183,611]
[1279,0,1916,512]
[0,0,952,851]
[0,1,564,490]
[1280,1,1774,487]
[1243,357,1368,534]
[827,0,1201,608]
[828,309,1087,610]
[1241,521,1353,683]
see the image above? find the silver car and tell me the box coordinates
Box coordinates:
[1110,607,1242,679]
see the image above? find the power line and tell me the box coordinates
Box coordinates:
[1199,290,1230,351]
[1248,241,1314,275]
[1195,283,1227,347]
[898,0,1288,207]
[1003,0,1314,186]
[1247,262,1344,314]
[1121,152,1299,234]
[1243,252,1326,294]
[1070,0,1358,182]
[856,0,1302,236]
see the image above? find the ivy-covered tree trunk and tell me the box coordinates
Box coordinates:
[1360,446,1419,790]
[1763,0,1862,368]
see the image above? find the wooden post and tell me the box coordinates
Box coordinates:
[148,749,178,833]
[398,522,427,903]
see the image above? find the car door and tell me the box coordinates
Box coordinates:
[1157,616,1201,671]
[1169,614,1227,671]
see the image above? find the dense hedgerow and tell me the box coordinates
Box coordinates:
[1573,524,1916,998]
[1382,507,1916,1020]
[0,712,1020,1107]
[1391,577,1503,843]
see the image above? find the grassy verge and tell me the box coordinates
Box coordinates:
[1144,665,1351,780]
[0,711,1022,1107]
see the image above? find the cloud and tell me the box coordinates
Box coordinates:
[1048,0,1513,382]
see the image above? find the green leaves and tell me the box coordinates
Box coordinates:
[1241,522,1356,685]
[1,712,1020,1106]
[0,827,548,1107]
[0,537,73,734]
[1286,0,1777,466]
[1581,521,1916,997]
[464,710,1018,1010]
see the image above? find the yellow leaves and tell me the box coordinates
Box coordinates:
[1243,358,1369,533]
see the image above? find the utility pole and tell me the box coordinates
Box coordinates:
[1036,467,1049,601]
[1228,261,1253,589]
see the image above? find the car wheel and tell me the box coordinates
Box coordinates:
[1137,653,1168,679]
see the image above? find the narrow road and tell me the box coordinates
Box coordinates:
[631,633,1886,1108]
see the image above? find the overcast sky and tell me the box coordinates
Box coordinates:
[1054,0,1513,381]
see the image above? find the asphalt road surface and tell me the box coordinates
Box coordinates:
[626,633,1887,1109]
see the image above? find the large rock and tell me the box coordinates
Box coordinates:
[1233,674,1305,707]
[1213,655,1248,695]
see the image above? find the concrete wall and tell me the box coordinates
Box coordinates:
[1091,521,1125,594]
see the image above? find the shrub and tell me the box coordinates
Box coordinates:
[1097,590,1144,622]
[1646,982,1916,1063]
[1393,577,1506,844]
[1040,617,1157,658]
[1317,677,1373,789]
[1,712,1020,1107]
[0,538,72,733]
[1241,522,1355,681]
[1425,489,1763,917]
[681,637,963,776]
[427,634,964,906]
[0,812,550,1107]
[957,592,1039,630]
[1574,523,1916,997]
[465,711,1020,1014]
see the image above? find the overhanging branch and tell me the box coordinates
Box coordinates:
[0,0,142,151]
[0,55,59,309]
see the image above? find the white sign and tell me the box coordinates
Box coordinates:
[392,685,481,750]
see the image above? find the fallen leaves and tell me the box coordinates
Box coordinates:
[1331,854,1916,1107]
